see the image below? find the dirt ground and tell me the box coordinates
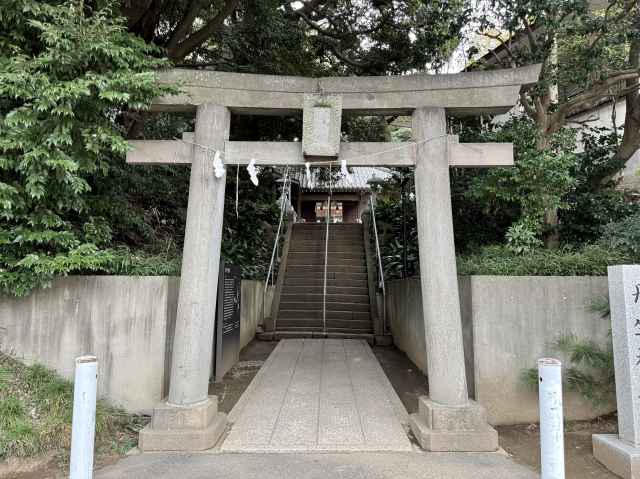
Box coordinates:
[1,340,620,479]
[372,344,620,479]
[208,340,278,413]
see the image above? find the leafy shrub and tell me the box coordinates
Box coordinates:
[457,244,633,276]
[521,334,614,407]
[599,211,640,258]
[465,117,578,247]
[560,127,637,244]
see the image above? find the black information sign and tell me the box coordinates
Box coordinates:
[213,260,241,382]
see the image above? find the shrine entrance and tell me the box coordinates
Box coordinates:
[126,64,541,453]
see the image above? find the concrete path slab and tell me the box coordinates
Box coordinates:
[221,338,412,452]
[95,451,538,479]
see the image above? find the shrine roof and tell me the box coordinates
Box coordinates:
[293,167,392,193]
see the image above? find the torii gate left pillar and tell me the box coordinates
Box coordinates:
[138,103,230,451]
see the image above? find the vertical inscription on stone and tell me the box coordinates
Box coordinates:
[312,107,331,145]
[302,94,342,159]
[608,265,640,446]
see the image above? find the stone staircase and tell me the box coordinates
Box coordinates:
[275,223,373,337]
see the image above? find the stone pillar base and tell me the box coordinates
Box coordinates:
[409,397,498,452]
[139,396,227,452]
[593,434,640,479]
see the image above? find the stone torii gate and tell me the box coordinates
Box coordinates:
[128,64,541,452]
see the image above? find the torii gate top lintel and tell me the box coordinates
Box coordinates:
[152,64,541,116]
[128,64,541,168]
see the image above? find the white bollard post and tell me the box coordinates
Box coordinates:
[69,355,98,479]
[538,358,565,479]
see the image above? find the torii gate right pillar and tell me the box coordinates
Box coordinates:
[410,107,498,451]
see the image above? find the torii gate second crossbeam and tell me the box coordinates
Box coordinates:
[129,65,541,453]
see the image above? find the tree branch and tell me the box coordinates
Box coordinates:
[559,70,640,118]
[522,17,538,54]
[166,0,202,52]
[168,0,242,62]
[519,88,537,119]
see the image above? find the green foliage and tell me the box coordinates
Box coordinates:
[473,0,635,118]
[0,353,145,460]
[465,117,578,252]
[591,296,611,319]
[599,211,640,258]
[194,0,471,76]
[505,218,544,254]
[457,244,633,276]
[0,0,174,295]
[521,334,615,406]
[560,127,638,244]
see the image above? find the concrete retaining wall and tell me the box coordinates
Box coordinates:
[0,276,269,414]
[387,275,614,425]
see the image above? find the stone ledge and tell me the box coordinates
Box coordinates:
[139,396,227,452]
[418,397,487,431]
[410,413,498,452]
[593,434,640,479]
[409,397,498,452]
[139,412,227,452]
[152,397,218,430]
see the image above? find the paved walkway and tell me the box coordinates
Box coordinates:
[221,338,412,452]
[96,451,537,479]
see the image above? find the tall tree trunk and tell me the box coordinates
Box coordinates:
[615,13,640,165]
[536,120,561,248]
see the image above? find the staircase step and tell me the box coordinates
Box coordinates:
[278,309,370,320]
[286,265,366,275]
[293,230,363,236]
[293,230,363,237]
[271,331,375,343]
[287,256,365,267]
[278,301,370,312]
[289,246,364,255]
[288,251,364,258]
[280,293,370,304]
[284,276,369,294]
[281,285,369,295]
[294,224,363,228]
[285,271,367,281]
[276,319,372,330]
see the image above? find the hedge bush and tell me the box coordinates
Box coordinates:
[456,244,633,276]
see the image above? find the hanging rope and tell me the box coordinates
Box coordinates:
[176,134,449,169]
[322,163,333,334]
[235,164,240,218]
[264,167,290,292]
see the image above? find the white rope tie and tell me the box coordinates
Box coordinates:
[177,134,449,167]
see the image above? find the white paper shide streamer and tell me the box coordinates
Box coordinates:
[212,150,225,178]
[247,158,260,186]
[340,159,353,184]
[305,162,314,188]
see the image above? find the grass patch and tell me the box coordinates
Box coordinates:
[0,352,148,464]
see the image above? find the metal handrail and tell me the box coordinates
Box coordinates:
[322,164,333,334]
[263,170,290,328]
[369,195,386,333]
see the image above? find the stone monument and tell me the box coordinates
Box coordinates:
[593,265,640,478]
